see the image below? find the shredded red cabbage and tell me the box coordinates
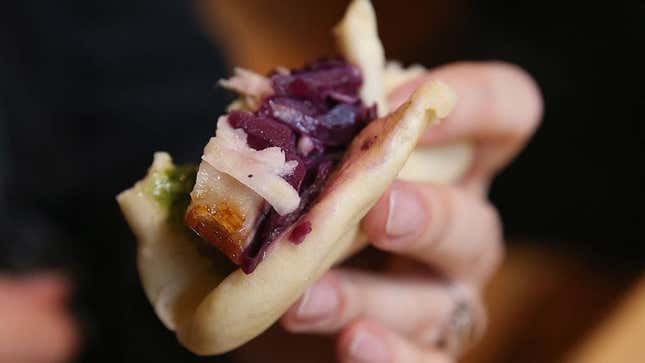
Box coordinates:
[228,59,376,273]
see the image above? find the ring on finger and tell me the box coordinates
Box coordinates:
[435,283,486,357]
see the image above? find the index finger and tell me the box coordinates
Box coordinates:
[390,62,543,180]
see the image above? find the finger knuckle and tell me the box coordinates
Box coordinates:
[481,61,544,140]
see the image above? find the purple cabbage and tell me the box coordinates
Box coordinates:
[228,111,295,151]
[240,158,336,273]
[226,59,376,274]
[271,59,362,107]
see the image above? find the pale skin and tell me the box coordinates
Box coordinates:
[0,274,79,363]
[279,61,543,363]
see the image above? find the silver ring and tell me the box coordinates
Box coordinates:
[436,284,486,357]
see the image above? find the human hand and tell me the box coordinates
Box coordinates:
[280,62,543,363]
[0,273,80,363]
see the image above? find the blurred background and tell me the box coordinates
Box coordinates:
[0,0,641,362]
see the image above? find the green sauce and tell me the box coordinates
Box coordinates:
[145,164,197,226]
[145,161,236,276]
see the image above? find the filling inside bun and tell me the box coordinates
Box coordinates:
[186,59,377,273]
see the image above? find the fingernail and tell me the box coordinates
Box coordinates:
[385,188,426,239]
[296,277,339,321]
[348,330,390,363]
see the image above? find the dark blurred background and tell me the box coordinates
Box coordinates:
[0,1,641,363]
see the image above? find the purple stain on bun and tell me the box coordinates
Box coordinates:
[361,135,378,151]
[226,59,376,273]
[289,221,312,244]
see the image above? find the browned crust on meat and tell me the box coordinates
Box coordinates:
[185,203,246,264]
